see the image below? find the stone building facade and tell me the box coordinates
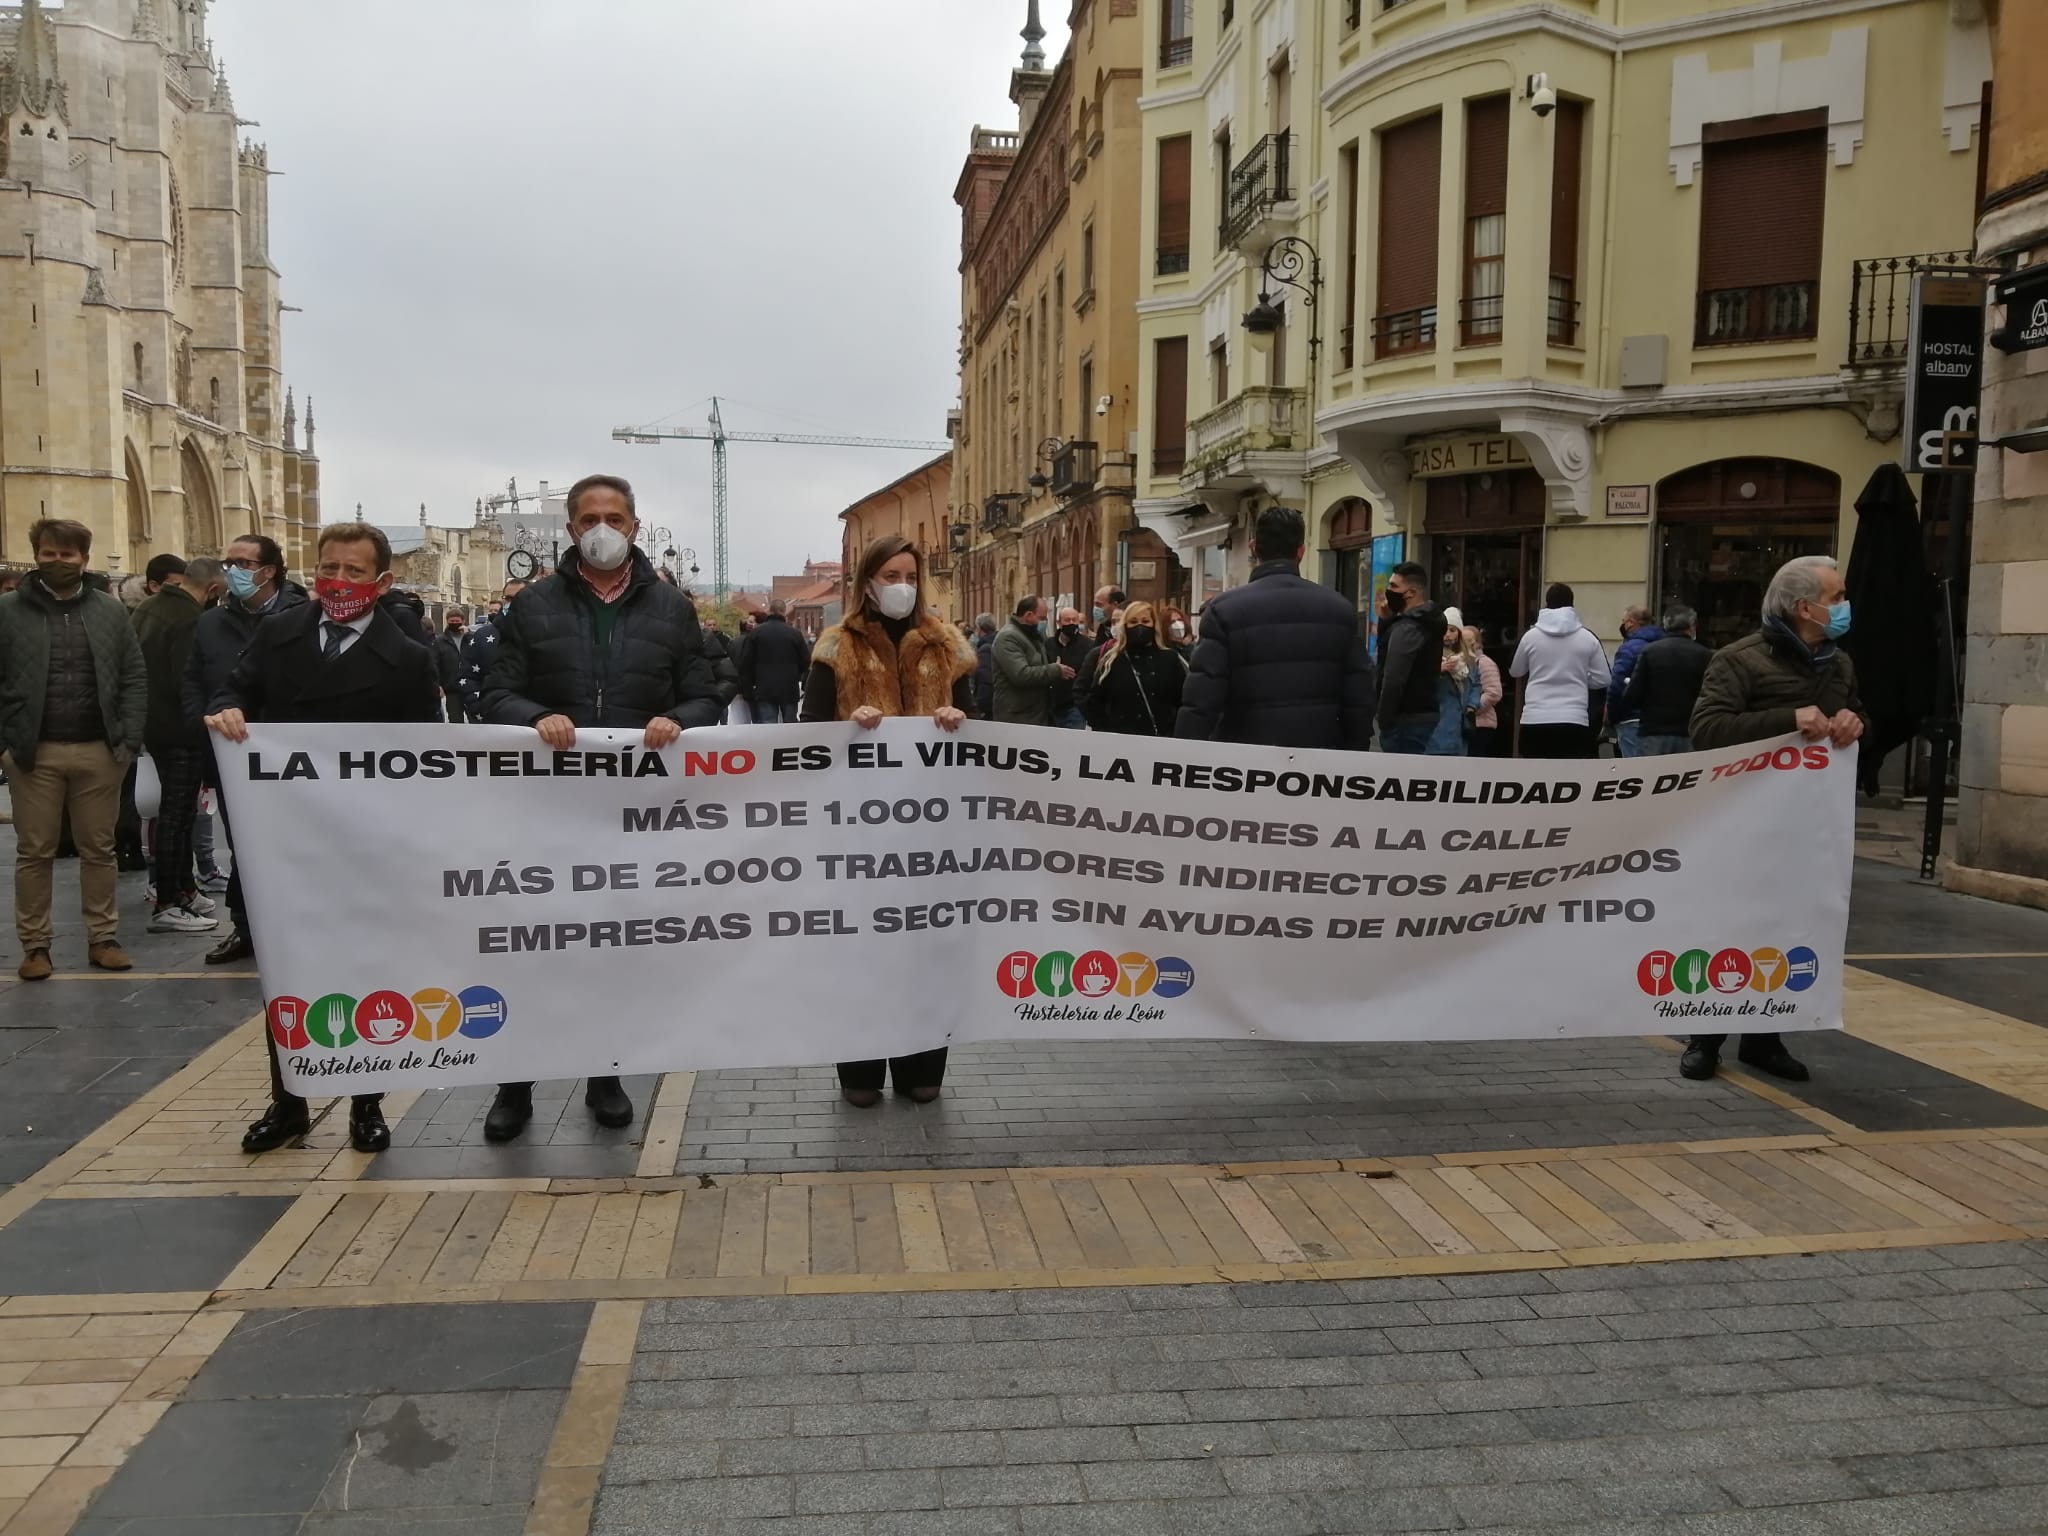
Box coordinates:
[838,453,953,617]
[1954,0,2048,903]
[0,0,319,577]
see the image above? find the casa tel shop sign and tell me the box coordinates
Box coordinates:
[1406,435,1532,478]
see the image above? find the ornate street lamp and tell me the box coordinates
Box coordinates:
[1026,437,1065,492]
[1241,236,1323,363]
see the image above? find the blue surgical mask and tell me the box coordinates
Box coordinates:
[1091,606,1106,625]
[1823,600,1851,640]
[226,566,261,601]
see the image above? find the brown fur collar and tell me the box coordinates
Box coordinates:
[811,609,976,720]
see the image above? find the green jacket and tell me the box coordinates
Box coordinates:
[1690,623,1869,750]
[130,583,204,752]
[991,619,1063,726]
[0,577,149,771]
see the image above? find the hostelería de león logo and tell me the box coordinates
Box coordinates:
[1636,946,1818,998]
[268,985,508,1051]
[997,950,1194,1001]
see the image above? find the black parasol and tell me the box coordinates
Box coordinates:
[1841,462,1935,797]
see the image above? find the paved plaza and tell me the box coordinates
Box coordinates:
[2,816,2047,1534]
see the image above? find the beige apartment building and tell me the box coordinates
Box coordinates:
[951,1,1150,625]
[838,453,954,616]
[0,0,323,576]
[1133,0,1988,742]
[1954,0,2048,901]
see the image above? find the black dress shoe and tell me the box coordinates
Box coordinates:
[484,1085,533,1143]
[1738,1045,1811,1082]
[902,1084,942,1104]
[585,1076,634,1129]
[841,1087,882,1108]
[242,1102,311,1153]
[206,930,255,965]
[1678,1042,1719,1081]
[349,1099,391,1153]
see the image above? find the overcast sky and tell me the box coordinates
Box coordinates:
[205,2,1064,585]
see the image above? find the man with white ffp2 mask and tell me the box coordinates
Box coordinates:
[478,472,724,1143]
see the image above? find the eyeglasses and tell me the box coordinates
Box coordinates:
[223,558,263,571]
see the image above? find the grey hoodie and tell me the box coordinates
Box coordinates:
[1509,606,1611,726]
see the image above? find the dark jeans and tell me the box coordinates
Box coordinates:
[149,747,206,905]
[751,698,797,725]
[1690,1032,1783,1058]
[1464,726,1497,758]
[1637,734,1692,756]
[838,1048,949,1094]
[1053,705,1087,730]
[1518,723,1594,759]
[1378,719,1435,754]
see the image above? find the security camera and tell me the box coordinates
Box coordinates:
[1526,73,1556,118]
[1095,395,1112,416]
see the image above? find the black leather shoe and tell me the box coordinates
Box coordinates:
[484,1085,533,1143]
[585,1076,634,1129]
[1738,1045,1811,1082]
[841,1087,882,1108]
[902,1084,942,1104]
[241,1102,311,1153]
[349,1099,390,1153]
[206,930,255,965]
[1678,1042,1719,1081]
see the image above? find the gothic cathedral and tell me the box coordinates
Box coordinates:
[0,0,319,576]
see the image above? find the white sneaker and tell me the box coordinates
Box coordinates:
[186,892,218,917]
[149,904,220,934]
[143,883,157,907]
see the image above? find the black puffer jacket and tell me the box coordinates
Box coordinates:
[737,615,811,705]
[183,585,309,735]
[1085,641,1187,736]
[481,549,722,730]
[1173,562,1376,750]
[701,630,740,708]
[1376,602,1449,727]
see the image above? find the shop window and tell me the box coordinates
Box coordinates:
[1654,458,1841,649]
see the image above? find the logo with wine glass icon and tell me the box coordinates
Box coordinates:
[994,950,1195,1001]
[267,985,509,1051]
[1636,946,1818,998]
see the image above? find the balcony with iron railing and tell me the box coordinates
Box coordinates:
[1159,34,1192,70]
[980,495,1024,535]
[1695,281,1818,347]
[1373,305,1438,359]
[1847,251,1976,367]
[1458,293,1503,347]
[1547,278,1581,347]
[1051,441,1098,499]
[1182,387,1307,489]
[1220,134,1295,251]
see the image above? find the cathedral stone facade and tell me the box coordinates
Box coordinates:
[0,0,318,577]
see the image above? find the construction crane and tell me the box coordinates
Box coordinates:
[613,397,951,602]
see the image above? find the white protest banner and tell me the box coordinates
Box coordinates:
[218,723,1854,1094]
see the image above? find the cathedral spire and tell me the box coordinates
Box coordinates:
[4,0,71,124]
[209,55,234,113]
[304,397,317,454]
[283,388,297,451]
[1020,1,1046,71]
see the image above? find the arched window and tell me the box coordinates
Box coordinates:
[1654,458,1840,649]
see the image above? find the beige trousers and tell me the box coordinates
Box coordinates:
[10,740,124,952]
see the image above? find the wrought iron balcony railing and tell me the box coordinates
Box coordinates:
[1458,293,1504,347]
[1847,251,1975,367]
[1051,441,1098,498]
[1159,35,1192,70]
[1220,134,1294,250]
[1373,305,1438,359]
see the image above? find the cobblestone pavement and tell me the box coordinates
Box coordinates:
[5,826,2048,1536]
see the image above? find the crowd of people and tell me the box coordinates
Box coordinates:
[0,486,1869,1152]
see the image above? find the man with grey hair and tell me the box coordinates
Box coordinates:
[1622,606,1712,756]
[1681,553,1866,1085]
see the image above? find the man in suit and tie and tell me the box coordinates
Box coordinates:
[205,521,443,1156]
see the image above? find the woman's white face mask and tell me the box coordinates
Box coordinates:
[869,580,919,621]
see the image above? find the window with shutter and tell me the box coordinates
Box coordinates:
[1548,99,1585,345]
[1461,96,1508,345]
[1160,0,1192,69]
[1157,136,1192,275]
[1375,112,1442,357]
[1339,142,1360,368]
[1153,337,1189,475]
[1695,112,1827,346]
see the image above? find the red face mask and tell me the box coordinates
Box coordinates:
[315,577,381,624]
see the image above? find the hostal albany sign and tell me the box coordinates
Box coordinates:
[1903,272,1985,475]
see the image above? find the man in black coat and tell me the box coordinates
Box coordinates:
[1375,562,1448,754]
[480,473,722,1143]
[205,521,443,1157]
[737,600,812,723]
[1624,605,1714,755]
[185,534,306,966]
[434,614,469,721]
[1174,506,1375,750]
